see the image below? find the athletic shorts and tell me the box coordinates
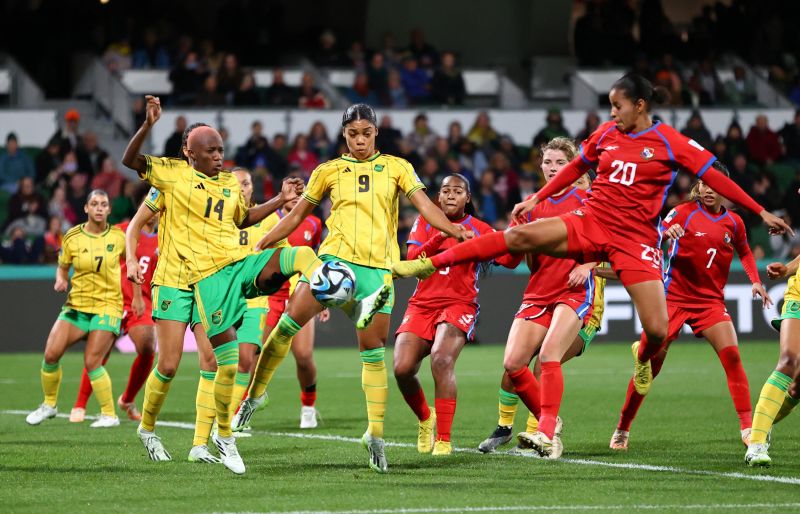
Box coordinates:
[578,323,599,355]
[58,307,121,336]
[560,210,663,287]
[666,302,731,340]
[121,302,155,334]
[238,306,267,351]
[514,297,593,329]
[266,293,290,328]
[772,299,800,332]
[151,285,200,326]
[396,302,478,341]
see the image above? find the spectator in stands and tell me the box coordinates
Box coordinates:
[447,121,463,151]
[66,173,89,223]
[169,51,207,105]
[497,135,522,169]
[407,113,438,157]
[51,110,82,158]
[199,38,224,74]
[78,132,108,177]
[467,111,499,151]
[132,96,146,129]
[397,138,422,171]
[751,173,779,213]
[132,28,170,69]
[770,210,800,260]
[400,56,432,105]
[575,112,601,142]
[407,28,438,69]
[574,2,604,66]
[102,38,132,75]
[746,114,782,165]
[219,127,235,168]
[725,65,757,105]
[384,70,408,108]
[686,72,713,107]
[298,73,330,109]
[265,69,297,106]
[431,51,466,106]
[724,122,748,163]
[43,215,64,263]
[234,72,261,106]
[779,110,800,161]
[380,32,402,67]
[419,157,442,190]
[308,122,333,160]
[8,176,47,226]
[488,152,521,207]
[0,226,43,264]
[457,138,488,181]
[163,116,187,158]
[376,116,402,156]
[196,75,225,106]
[520,147,543,184]
[35,138,62,185]
[217,53,244,103]
[0,133,35,194]
[91,157,125,199]
[313,30,345,67]
[532,109,571,148]
[681,111,713,151]
[431,137,452,169]
[730,153,754,193]
[475,171,504,227]
[287,134,319,177]
[519,173,536,200]
[345,72,380,105]
[110,180,139,223]
[653,54,683,106]
[347,41,367,70]
[696,58,723,104]
[367,52,389,100]
[48,186,77,227]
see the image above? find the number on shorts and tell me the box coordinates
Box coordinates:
[706,248,717,268]
[609,160,637,186]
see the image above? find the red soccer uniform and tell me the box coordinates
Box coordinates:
[397,214,495,340]
[117,221,159,332]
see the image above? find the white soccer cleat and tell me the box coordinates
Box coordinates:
[354,284,392,330]
[554,416,564,437]
[188,445,221,463]
[478,425,513,453]
[69,407,86,423]
[362,431,388,473]
[517,431,563,459]
[741,428,751,447]
[26,403,57,425]
[610,429,629,450]
[300,406,319,429]
[745,443,771,467]
[232,392,268,432]
[212,432,246,475]
[90,414,120,428]
[137,424,172,461]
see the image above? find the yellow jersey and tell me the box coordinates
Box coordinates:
[302,152,425,270]
[587,263,608,329]
[139,155,250,284]
[59,224,126,317]
[143,186,192,290]
[784,266,800,303]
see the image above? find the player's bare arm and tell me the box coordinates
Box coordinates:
[255,197,316,250]
[121,95,162,174]
[125,202,157,284]
[567,262,597,288]
[767,253,800,280]
[54,264,69,292]
[408,189,472,241]
[239,177,305,229]
[663,223,685,240]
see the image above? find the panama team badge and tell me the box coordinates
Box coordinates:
[641,147,655,160]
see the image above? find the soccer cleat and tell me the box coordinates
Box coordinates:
[631,341,653,395]
[478,425,513,453]
[554,416,564,437]
[69,407,86,423]
[741,428,751,447]
[432,439,452,456]
[517,431,563,459]
[26,403,57,425]
[361,431,388,473]
[354,284,392,330]
[417,409,436,453]
[745,443,771,467]
[610,429,630,450]
[188,445,222,464]
[117,396,142,421]
[90,414,120,428]
[232,392,268,432]
[300,406,319,429]
[137,424,172,461]
[392,258,436,280]
[212,432,246,475]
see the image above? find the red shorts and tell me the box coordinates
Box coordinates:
[666,302,731,340]
[560,210,662,287]
[514,297,593,329]
[121,303,155,334]
[396,302,479,341]
[266,293,289,328]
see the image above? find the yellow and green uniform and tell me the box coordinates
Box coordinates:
[578,264,607,354]
[771,266,800,331]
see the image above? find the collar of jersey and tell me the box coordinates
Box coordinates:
[193,169,222,180]
[623,120,661,139]
[695,200,728,221]
[341,152,381,163]
[80,223,111,239]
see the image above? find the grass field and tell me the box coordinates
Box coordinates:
[2,341,800,513]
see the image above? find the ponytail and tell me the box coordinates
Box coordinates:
[611,73,670,111]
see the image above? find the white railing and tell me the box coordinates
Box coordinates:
[75,59,134,134]
[1,56,45,108]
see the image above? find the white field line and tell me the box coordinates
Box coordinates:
[4,409,800,487]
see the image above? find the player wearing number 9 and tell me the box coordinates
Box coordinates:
[26,189,126,429]
[609,162,771,450]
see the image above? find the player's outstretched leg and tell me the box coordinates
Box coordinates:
[361,347,388,473]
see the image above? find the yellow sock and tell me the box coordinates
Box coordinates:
[751,371,791,444]
[525,412,539,434]
[361,348,388,438]
[41,360,62,407]
[498,388,518,427]
[193,370,216,446]
[249,314,300,399]
[141,369,173,431]
[774,393,799,425]
[280,246,323,279]
[231,371,250,417]
[88,366,115,417]
[213,342,239,438]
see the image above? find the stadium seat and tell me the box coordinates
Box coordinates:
[767,162,798,192]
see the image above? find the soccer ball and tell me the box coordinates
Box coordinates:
[310,260,356,308]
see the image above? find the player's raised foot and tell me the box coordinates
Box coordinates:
[233,392,268,432]
[188,445,221,464]
[212,432,245,475]
[69,407,85,423]
[300,406,319,429]
[137,424,171,461]
[478,425,513,453]
[391,257,436,280]
[361,431,388,473]
[518,431,560,459]
[354,284,392,330]
[26,403,57,425]
[741,428,751,447]
[745,443,771,467]
[117,395,142,421]
[417,408,436,453]
[631,341,653,395]
[432,439,452,456]
[90,414,120,428]
[610,429,629,450]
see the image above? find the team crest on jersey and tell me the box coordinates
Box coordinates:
[212,310,223,325]
[304,230,312,241]
[723,232,732,245]
[374,164,384,172]
[222,188,231,197]
[160,300,172,311]
[573,209,584,217]
[641,147,655,160]
[106,244,115,251]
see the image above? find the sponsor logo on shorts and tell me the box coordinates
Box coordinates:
[212,310,223,325]
[160,300,172,311]
[641,147,655,160]
[458,314,474,327]
[790,302,800,313]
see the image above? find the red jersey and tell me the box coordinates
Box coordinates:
[406,214,495,308]
[578,120,717,247]
[663,201,760,306]
[117,221,158,304]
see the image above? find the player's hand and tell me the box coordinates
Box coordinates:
[127,258,144,284]
[511,195,539,221]
[132,295,145,317]
[54,277,68,292]
[280,177,304,203]
[144,95,161,126]
[567,263,593,288]
[317,308,330,323]
[663,223,685,240]
[761,210,794,236]
[255,234,275,251]
[767,262,788,280]
[753,282,773,309]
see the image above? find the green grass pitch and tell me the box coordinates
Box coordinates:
[2,342,799,513]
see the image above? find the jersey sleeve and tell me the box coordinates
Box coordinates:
[661,203,690,231]
[309,216,323,248]
[142,155,184,191]
[233,191,248,227]
[731,213,762,285]
[406,215,429,247]
[665,130,717,177]
[396,159,426,198]
[144,186,163,212]
[57,238,73,267]
[302,163,330,206]
[578,121,616,166]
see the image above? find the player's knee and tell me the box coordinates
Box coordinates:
[777,352,800,374]
[392,359,414,381]
[43,348,61,365]
[237,353,253,372]
[789,381,800,399]
[503,357,524,374]
[643,324,668,345]
[430,352,455,377]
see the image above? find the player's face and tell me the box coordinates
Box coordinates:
[540,149,570,183]
[187,131,224,175]
[609,88,644,132]
[284,195,301,213]
[438,176,470,218]
[84,194,110,224]
[573,174,591,191]
[697,181,722,211]
[343,119,377,160]
[234,170,253,204]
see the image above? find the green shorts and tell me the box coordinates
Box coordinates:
[238,306,267,351]
[577,323,598,356]
[58,308,121,336]
[152,285,200,325]
[772,299,800,332]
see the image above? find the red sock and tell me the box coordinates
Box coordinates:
[300,390,317,407]
[539,361,564,439]
[718,346,752,430]
[617,350,667,431]
[402,387,431,421]
[434,398,456,442]
[74,368,94,409]
[121,352,155,404]
[507,367,541,418]
[431,230,509,268]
